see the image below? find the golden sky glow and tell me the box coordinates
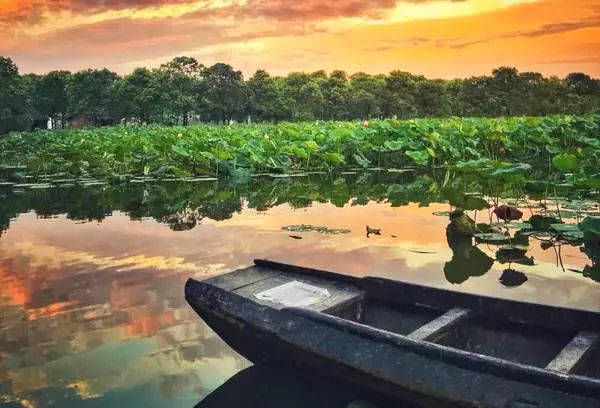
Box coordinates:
[0,0,599,78]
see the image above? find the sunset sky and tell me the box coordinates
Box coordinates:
[1,0,599,78]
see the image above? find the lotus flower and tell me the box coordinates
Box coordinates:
[494,205,523,222]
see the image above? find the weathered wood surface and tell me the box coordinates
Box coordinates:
[203,266,275,291]
[546,332,599,373]
[205,264,364,312]
[408,308,471,342]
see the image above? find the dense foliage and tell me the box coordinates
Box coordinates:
[1,116,599,185]
[0,57,30,134]
[1,56,599,134]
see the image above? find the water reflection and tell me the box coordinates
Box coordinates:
[444,235,494,284]
[196,365,403,408]
[0,172,598,407]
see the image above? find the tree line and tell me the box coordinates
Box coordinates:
[1,55,599,134]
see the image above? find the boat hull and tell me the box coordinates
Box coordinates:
[186,279,600,408]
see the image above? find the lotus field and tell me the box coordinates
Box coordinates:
[1,116,599,188]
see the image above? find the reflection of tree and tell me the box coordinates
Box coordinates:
[580,238,600,282]
[0,172,433,235]
[582,239,600,265]
[159,373,204,400]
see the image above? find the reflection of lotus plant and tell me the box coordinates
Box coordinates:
[444,234,494,284]
[162,208,203,231]
[499,269,528,287]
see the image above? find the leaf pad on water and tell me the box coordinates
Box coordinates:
[550,223,584,241]
[474,233,511,244]
[282,224,351,235]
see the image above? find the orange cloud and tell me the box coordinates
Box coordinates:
[0,0,598,77]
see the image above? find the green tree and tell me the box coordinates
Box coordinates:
[203,63,245,123]
[565,72,599,114]
[282,72,325,121]
[67,68,119,124]
[246,70,285,122]
[382,71,420,118]
[158,57,204,125]
[415,80,451,117]
[0,56,30,134]
[30,71,70,129]
[534,76,566,115]
[490,67,522,116]
[348,72,384,119]
[112,68,161,124]
[449,76,499,117]
[320,70,350,120]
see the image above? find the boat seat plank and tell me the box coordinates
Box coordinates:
[407,308,471,342]
[203,266,277,291]
[232,271,363,313]
[546,332,599,373]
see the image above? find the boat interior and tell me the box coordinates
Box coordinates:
[200,259,600,380]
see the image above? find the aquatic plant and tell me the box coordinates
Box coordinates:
[0,116,598,189]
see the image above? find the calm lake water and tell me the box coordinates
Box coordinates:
[1,172,599,407]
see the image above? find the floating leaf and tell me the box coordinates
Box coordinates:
[485,163,532,177]
[282,224,351,234]
[581,264,600,283]
[474,233,511,244]
[550,223,584,241]
[577,176,600,189]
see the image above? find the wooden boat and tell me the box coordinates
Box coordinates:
[185,259,600,407]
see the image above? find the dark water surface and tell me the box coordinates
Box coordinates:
[1,173,598,407]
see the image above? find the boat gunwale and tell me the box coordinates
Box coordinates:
[285,306,600,399]
[254,259,600,332]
